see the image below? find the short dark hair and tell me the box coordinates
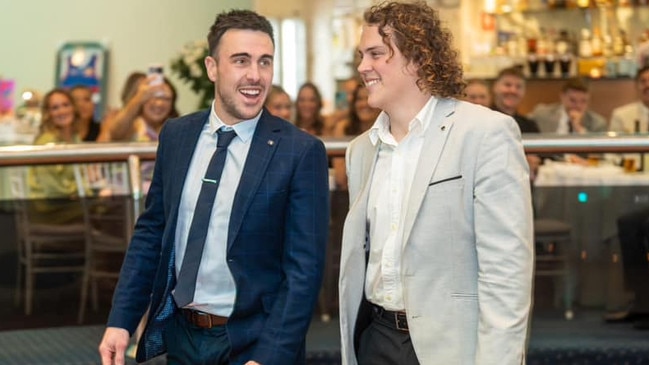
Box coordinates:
[561,78,589,93]
[207,9,274,58]
[636,65,649,82]
[494,66,526,83]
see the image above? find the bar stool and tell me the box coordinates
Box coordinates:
[534,218,574,320]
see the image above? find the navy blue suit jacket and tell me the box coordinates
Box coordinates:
[106,109,330,364]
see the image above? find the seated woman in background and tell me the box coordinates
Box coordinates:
[295,82,326,136]
[264,84,293,121]
[69,85,109,142]
[27,88,85,224]
[102,75,178,142]
[331,84,380,190]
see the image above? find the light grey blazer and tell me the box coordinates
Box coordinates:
[529,103,607,133]
[338,98,534,365]
[609,101,648,133]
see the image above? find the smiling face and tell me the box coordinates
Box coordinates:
[265,91,292,121]
[492,74,525,115]
[142,83,173,128]
[296,85,321,122]
[46,92,76,129]
[205,29,274,125]
[357,24,419,114]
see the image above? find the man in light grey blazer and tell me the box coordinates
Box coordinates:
[609,66,649,133]
[338,2,534,364]
[529,78,607,134]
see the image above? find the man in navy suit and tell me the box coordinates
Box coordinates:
[99,9,330,365]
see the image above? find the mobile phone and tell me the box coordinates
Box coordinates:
[148,64,164,86]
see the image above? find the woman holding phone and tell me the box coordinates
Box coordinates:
[102,70,179,142]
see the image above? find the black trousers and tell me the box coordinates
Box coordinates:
[617,208,649,312]
[164,311,230,365]
[357,314,420,365]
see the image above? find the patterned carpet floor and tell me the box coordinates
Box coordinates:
[0,310,647,365]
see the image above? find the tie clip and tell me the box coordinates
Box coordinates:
[202,178,217,184]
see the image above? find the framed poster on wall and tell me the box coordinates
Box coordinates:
[55,42,109,119]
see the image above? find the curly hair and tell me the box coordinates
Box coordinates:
[207,9,274,58]
[363,1,464,98]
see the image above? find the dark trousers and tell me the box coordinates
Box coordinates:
[357,314,420,365]
[617,208,649,312]
[164,311,230,365]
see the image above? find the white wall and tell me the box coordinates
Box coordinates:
[0,0,251,116]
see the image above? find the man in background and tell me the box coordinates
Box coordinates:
[609,65,649,133]
[530,78,607,134]
[491,66,540,134]
[491,66,542,179]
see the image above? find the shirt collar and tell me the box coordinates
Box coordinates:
[368,96,438,146]
[208,100,259,143]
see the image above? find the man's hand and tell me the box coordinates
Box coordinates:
[568,110,586,134]
[99,327,130,365]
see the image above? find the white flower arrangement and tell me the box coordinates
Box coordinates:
[170,40,214,109]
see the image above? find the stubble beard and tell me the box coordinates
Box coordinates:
[217,88,261,123]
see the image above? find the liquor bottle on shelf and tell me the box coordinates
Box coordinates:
[613,32,625,56]
[578,28,593,58]
[617,45,638,77]
[591,28,604,57]
[555,29,572,55]
[556,30,574,77]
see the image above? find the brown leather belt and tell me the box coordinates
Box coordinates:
[180,308,228,329]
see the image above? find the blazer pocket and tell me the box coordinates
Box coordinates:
[450,292,478,300]
[428,175,462,187]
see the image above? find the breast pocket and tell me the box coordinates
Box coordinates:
[428,174,462,187]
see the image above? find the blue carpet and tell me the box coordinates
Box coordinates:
[1,311,648,364]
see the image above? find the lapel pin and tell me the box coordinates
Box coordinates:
[267,140,275,146]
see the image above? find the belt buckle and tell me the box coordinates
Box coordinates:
[193,310,213,328]
[395,312,408,331]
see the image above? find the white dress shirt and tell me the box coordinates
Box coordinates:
[173,103,259,316]
[365,96,437,311]
[555,108,571,135]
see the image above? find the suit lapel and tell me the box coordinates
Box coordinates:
[402,98,456,247]
[159,112,207,295]
[350,136,379,250]
[168,111,209,224]
[355,136,379,209]
[227,110,281,250]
